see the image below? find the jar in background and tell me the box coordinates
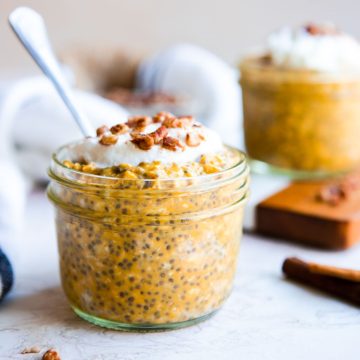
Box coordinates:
[240,56,360,178]
[48,144,249,331]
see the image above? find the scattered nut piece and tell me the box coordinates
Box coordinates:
[136,118,152,130]
[177,116,194,127]
[185,132,204,147]
[153,111,176,123]
[163,116,194,128]
[110,123,129,135]
[42,349,61,360]
[316,174,360,206]
[305,23,339,36]
[316,184,346,206]
[126,116,152,129]
[21,346,41,354]
[99,134,118,146]
[162,117,179,128]
[96,125,109,137]
[162,136,185,151]
[131,134,155,150]
[150,126,168,144]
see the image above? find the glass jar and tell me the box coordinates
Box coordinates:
[47,144,249,331]
[240,56,360,178]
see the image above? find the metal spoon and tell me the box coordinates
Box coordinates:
[8,6,93,137]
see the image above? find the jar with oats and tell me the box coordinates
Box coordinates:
[47,112,249,331]
[240,24,360,178]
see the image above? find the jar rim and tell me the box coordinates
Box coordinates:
[240,55,360,82]
[49,142,248,191]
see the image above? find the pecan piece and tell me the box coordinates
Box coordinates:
[150,125,168,144]
[316,184,346,206]
[110,123,129,135]
[42,349,61,360]
[163,115,194,128]
[185,132,204,147]
[126,116,152,129]
[153,111,176,123]
[162,117,180,128]
[131,134,155,150]
[305,23,339,36]
[315,172,360,206]
[177,115,194,127]
[162,136,185,151]
[99,134,118,146]
[96,125,109,137]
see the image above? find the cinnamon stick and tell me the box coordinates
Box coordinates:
[282,257,360,306]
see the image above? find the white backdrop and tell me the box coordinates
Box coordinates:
[1,0,359,73]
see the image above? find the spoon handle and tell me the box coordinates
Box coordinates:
[9,7,93,137]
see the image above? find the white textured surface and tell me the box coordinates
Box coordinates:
[1,190,360,360]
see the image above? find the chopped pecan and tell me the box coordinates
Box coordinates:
[305,23,339,36]
[126,116,152,129]
[99,134,118,146]
[153,111,176,123]
[137,118,152,129]
[110,123,129,135]
[163,115,194,128]
[185,132,204,147]
[150,126,168,144]
[162,136,185,151]
[96,125,109,137]
[316,184,346,206]
[131,134,155,150]
[162,117,180,128]
[42,349,61,360]
[177,115,194,127]
[316,174,360,206]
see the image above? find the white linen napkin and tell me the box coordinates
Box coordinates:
[3,76,129,180]
[0,76,129,301]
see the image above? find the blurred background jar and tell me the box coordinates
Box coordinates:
[240,24,360,178]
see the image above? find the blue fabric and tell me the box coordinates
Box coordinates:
[0,247,13,302]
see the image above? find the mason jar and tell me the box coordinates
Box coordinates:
[47,143,249,331]
[240,56,360,178]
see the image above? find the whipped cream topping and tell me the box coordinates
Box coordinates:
[267,25,360,73]
[61,117,224,167]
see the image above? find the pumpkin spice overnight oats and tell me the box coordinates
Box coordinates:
[240,24,360,177]
[48,112,249,330]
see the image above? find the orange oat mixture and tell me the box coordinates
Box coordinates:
[63,152,236,180]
